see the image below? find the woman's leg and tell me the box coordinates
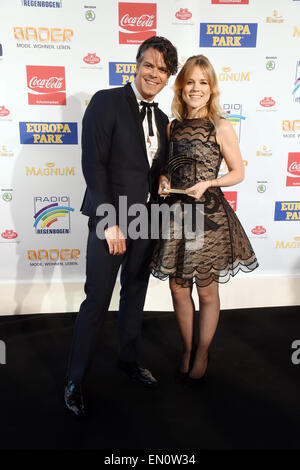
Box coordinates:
[189,281,220,379]
[169,278,195,373]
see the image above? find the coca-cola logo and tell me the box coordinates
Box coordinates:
[288,162,300,175]
[28,76,63,90]
[286,152,300,186]
[260,97,275,107]
[175,8,192,20]
[120,13,155,29]
[119,3,157,44]
[0,106,10,117]
[1,230,18,239]
[26,65,66,105]
[251,226,266,235]
[83,53,100,65]
[223,191,237,211]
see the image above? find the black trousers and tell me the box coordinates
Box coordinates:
[67,216,156,384]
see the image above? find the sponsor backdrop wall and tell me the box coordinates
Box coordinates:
[0,0,300,315]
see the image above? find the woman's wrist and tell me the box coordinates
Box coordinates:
[209,178,219,188]
[160,175,169,183]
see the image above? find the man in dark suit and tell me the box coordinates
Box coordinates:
[65,36,178,417]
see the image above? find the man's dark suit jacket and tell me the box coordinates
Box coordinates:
[80,82,169,227]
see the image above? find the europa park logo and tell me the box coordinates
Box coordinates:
[26,65,66,106]
[118,2,157,44]
[200,23,257,48]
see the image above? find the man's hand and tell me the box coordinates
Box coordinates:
[158,175,170,198]
[104,225,126,255]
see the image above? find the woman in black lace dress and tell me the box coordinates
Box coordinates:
[150,55,258,382]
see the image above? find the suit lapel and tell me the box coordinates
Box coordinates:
[154,107,166,154]
[125,84,148,164]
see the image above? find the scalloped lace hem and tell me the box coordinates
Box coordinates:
[150,258,259,288]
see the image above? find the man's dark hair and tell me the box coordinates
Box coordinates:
[136,36,178,76]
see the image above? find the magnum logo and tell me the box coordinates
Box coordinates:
[219,67,250,81]
[26,162,75,176]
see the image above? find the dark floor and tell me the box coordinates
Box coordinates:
[0,305,300,451]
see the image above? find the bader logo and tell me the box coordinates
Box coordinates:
[27,248,80,267]
[109,62,136,85]
[200,23,257,47]
[26,65,66,105]
[13,27,73,49]
[19,122,77,144]
[119,2,156,44]
[33,196,74,234]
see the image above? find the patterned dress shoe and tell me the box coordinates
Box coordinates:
[64,380,85,418]
[118,360,158,387]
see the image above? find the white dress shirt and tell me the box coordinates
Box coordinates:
[131,81,160,168]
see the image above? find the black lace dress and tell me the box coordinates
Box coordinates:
[150,118,259,287]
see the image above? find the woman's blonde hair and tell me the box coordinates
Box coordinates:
[171,55,224,127]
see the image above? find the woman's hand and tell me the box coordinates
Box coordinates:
[185,180,211,200]
[158,175,170,198]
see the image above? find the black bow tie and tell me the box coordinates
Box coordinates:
[140,100,158,137]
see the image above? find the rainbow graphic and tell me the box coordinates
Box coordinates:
[33,202,74,230]
[224,110,246,125]
[224,109,246,142]
[292,77,300,99]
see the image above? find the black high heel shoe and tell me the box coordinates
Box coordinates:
[175,348,197,382]
[186,352,210,386]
